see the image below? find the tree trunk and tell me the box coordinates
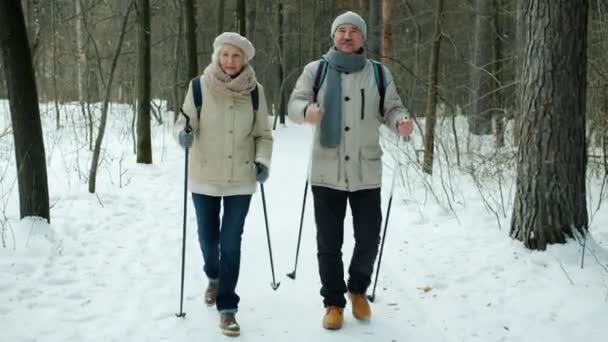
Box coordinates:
[381,0,393,64]
[510,0,589,250]
[183,0,198,78]
[237,0,246,37]
[469,0,496,135]
[136,0,152,164]
[246,0,257,43]
[513,0,526,146]
[421,0,444,175]
[0,0,50,222]
[494,0,506,148]
[172,0,184,122]
[367,0,381,58]
[217,0,226,35]
[52,0,61,130]
[88,2,134,193]
[278,2,286,123]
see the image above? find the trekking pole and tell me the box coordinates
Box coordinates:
[287,180,308,280]
[176,109,191,318]
[260,184,280,290]
[368,136,405,303]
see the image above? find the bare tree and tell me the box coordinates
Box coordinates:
[88,1,135,193]
[0,0,50,222]
[183,0,198,78]
[237,0,246,36]
[367,0,381,57]
[469,0,496,136]
[136,0,152,164]
[217,0,226,35]
[381,0,393,64]
[422,0,444,175]
[510,0,589,250]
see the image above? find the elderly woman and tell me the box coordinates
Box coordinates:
[174,32,273,337]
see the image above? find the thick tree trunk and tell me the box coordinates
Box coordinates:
[183,0,198,78]
[246,0,257,43]
[216,0,226,35]
[237,0,246,37]
[0,0,50,222]
[136,0,152,164]
[381,0,393,64]
[422,0,444,175]
[510,0,589,250]
[367,0,381,58]
[469,0,496,135]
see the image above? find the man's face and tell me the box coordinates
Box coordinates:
[333,24,363,53]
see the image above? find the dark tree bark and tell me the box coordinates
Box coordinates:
[136,0,152,164]
[246,0,257,43]
[183,0,198,78]
[510,0,589,250]
[0,0,50,222]
[217,0,226,35]
[237,0,246,37]
[381,0,393,64]
[367,0,381,57]
[422,0,444,175]
[469,0,496,135]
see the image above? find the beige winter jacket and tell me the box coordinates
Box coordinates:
[174,78,273,196]
[288,59,407,192]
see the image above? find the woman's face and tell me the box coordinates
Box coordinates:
[218,44,245,76]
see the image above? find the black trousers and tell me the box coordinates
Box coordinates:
[311,186,382,308]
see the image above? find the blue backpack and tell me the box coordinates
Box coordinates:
[190,76,259,122]
[312,58,387,116]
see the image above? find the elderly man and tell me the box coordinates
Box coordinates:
[288,11,413,330]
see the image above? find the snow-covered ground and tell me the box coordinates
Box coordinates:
[1,100,607,341]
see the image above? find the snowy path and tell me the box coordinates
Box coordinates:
[2,121,608,341]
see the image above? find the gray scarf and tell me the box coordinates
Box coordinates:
[320,48,367,147]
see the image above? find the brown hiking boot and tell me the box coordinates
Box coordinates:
[219,313,240,337]
[348,291,371,320]
[322,306,344,330]
[204,282,217,306]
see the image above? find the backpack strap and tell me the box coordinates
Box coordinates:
[312,58,329,102]
[250,84,259,129]
[191,76,203,119]
[371,60,387,117]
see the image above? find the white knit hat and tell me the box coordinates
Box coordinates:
[212,32,255,63]
[331,11,367,41]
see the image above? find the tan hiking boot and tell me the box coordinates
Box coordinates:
[322,305,344,330]
[219,313,240,337]
[204,282,217,306]
[348,291,371,320]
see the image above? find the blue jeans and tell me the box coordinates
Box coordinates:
[191,193,252,312]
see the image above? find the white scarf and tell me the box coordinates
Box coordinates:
[202,62,257,98]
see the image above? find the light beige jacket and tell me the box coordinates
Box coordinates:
[174,78,273,196]
[288,59,407,192]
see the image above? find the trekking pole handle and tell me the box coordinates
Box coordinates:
[179,107,192,133]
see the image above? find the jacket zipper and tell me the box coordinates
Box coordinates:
[360,88,365,120]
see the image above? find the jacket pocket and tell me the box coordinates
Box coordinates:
[359,146,383,184]
[311,146,340,184]
[232,143,256,182]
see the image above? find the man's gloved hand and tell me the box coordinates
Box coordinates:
[178,129,193,149]
[255,162,269,183]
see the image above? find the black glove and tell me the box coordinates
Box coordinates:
[255,162,269,183]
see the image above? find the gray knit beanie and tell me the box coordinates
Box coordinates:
[330,11,367,41]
